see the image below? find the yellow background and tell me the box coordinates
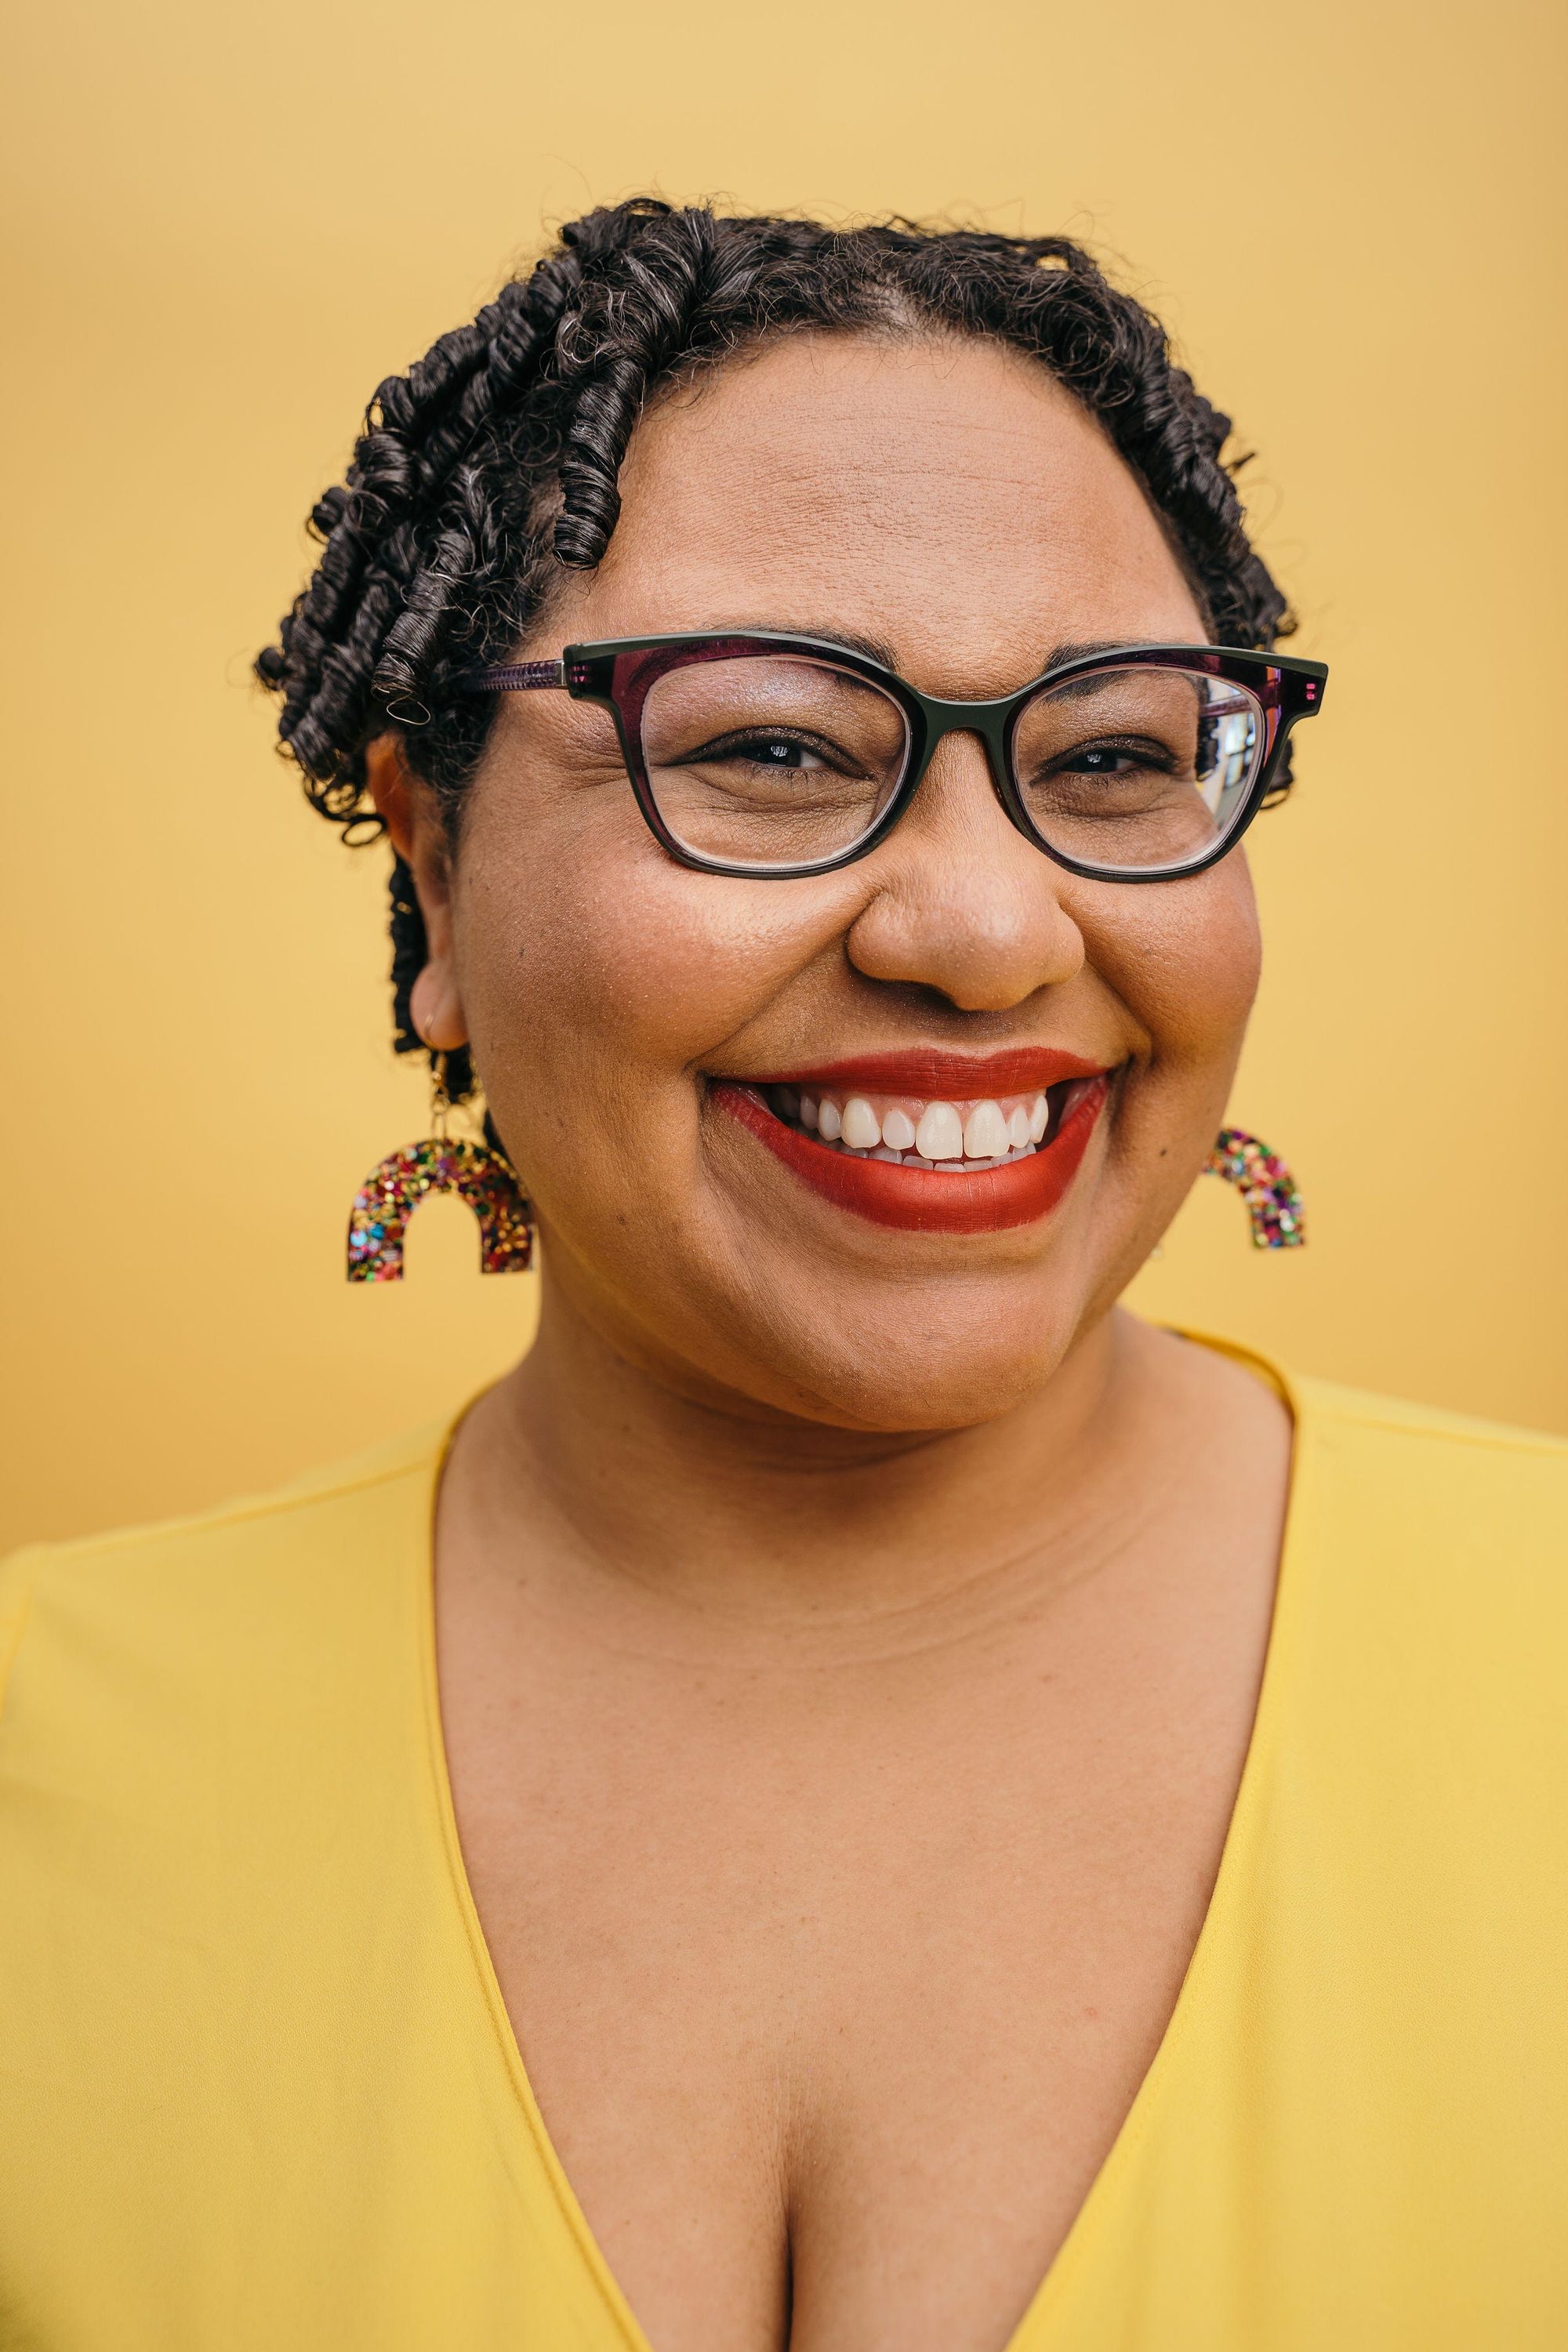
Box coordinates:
[5,0,1565,1549]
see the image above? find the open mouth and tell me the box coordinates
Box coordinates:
[710,1051,1112,1234]
[757,1076,1083,1168]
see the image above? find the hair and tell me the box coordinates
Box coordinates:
[256,198,1293,1100]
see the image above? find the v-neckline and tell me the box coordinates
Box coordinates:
[413,1334,1312,2352]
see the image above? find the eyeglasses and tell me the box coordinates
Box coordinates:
[458,632,1327,882]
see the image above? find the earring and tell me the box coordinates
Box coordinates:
[346,1067,533,1283]
[1203,1127,1305,1250]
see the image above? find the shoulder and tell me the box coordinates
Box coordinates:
[1266,1373,1568,1810]
[1288,1369,1568,1576]
[1293,1367,1568,1460]
[1183,1327,1568,1581]
[0,1431,460,2224]
[0,1424,447,1730]
[1183,1333,1568,1730]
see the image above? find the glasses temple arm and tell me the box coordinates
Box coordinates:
[456,659,567,694]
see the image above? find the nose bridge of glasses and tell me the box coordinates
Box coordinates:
[895,696,1046,860]
[906,691,1017,796]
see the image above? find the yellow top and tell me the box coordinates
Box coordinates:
[2,1349,1566,2351]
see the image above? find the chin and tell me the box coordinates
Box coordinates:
[744,1295,1094,1435]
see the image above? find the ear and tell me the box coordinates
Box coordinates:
[365,735,469,1053]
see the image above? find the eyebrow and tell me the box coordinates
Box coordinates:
[719,620,902,670]
[713,626,1180,681]
[1045,637,1172,667]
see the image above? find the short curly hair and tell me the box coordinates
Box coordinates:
[256,198,1293,1097]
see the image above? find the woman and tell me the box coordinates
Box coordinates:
[2,203,1563,2352]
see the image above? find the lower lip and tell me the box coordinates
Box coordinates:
[713,1076,1109,1234]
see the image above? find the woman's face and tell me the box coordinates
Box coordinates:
[400,333,1261,1431]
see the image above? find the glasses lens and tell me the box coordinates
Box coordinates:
[1011,665,1267,870]
[637,654,910,869]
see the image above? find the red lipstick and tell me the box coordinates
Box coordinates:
[712,1067,1110,1234]
[748,1047,1102,1098]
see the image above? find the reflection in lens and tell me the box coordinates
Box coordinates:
[639,655,910,867]
[1011,666,1265,868]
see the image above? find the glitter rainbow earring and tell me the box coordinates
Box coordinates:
[1203,1127,1305,1250]
[346,1065,533,1283]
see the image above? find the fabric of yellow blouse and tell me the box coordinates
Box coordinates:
[2,1338,1566,2352]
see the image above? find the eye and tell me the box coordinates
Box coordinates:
[685,729,856,777]
[1053,738,1178,778]
[743,735,833,772]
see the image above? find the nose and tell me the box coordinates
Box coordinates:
[844,730,1085,1011]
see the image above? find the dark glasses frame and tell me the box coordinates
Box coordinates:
[459,632,1329,883]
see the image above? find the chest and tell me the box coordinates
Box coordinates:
[441,1572,1269,2352]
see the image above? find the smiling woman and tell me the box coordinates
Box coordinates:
[1,202,1565,2352]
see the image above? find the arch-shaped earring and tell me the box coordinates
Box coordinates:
[347,1072,532,1282]
[347,1138,533,1281]
[1203,1127,1305,1250]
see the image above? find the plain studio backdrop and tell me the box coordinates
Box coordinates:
[4,0,1565,1548]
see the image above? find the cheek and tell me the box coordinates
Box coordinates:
[1074,858,1262,1243]
[445,789,825,1148]
[1083,854,1261,1075]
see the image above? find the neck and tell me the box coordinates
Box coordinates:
[452,1278,1178,1646]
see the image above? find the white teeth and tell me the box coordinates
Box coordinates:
[840,1094,882,1150]
[914,1101,965,1161]
[776,1081,1069,1167]
[963,1100,1010,1160]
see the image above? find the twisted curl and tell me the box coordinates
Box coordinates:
[256,199,1294,1093]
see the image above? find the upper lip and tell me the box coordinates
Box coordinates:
[734,1047,1107,1097]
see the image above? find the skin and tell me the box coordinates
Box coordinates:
[370,332,1292,2352]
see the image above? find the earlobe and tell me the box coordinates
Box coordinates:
[409,963,467,1054]
[365,735,470,1054]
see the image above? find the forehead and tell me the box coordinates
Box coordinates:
[550,332,1206,693]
